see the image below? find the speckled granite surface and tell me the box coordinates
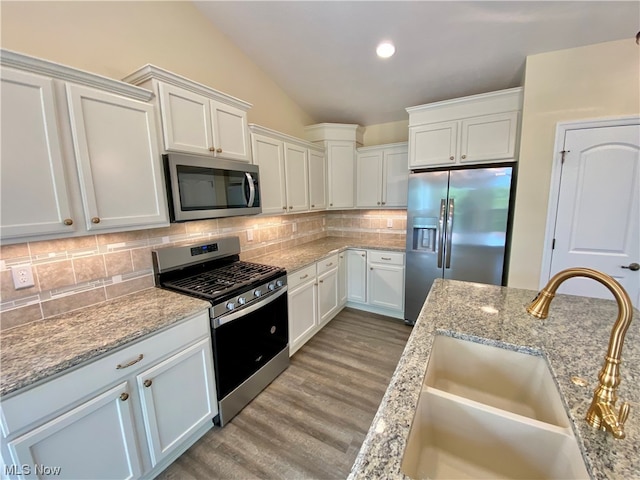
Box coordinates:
[349,279,640,480]
[252,235,405,272]
[0,288,210,398]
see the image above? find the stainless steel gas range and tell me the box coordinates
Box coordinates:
[152,237,288,426]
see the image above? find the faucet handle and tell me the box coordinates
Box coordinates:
[619,402,630,426]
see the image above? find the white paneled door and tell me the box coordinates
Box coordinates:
[549,124,639,308]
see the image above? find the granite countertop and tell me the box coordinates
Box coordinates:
[349,279,640,480]
[0,288,210,398]
[251,235,406,272]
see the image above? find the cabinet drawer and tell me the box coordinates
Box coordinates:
[317,254,339,275]
[288,264,317,290]
[368,251,405,266]
[1,310,210,438]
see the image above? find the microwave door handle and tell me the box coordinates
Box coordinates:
[244,172,256,207]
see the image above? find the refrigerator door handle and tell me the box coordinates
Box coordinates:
[437,199,446,268]
[445,198,455,268]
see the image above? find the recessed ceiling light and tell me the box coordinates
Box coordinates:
[376,41,395,58]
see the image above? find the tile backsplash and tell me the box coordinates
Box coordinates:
[0,210,406,330]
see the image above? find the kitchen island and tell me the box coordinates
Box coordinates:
[349,279,640,480]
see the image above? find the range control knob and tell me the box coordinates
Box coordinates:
[226,302,235,311]
[268,283,276,291]
[276,280,284,288]
[254,289,262,298]
[237,297,247,305]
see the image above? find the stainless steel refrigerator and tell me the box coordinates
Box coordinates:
[404,165,515,324]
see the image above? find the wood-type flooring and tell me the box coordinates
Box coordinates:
[156,307,412,480]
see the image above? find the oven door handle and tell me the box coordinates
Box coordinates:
[214,286,288,328]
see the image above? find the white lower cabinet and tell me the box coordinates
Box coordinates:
[347,249,405,319]
[288,254,342,355]
[1,311,216,480]
[338,252,347,306]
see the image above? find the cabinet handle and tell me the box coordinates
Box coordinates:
[116,354,143,370]
[319,280,324,283]
[449,156,454,161]
[330,203,333,206]
[339,255,344,259]
[461,154,467,159]
[283,206,287,210]
[91,217,100,224]
[382,202,386,205]
[300,274,309,280]
[370,267,374,270]
[382,257,392,260]
[209,147,215,152]
[63,218,73,226]
[289,206,293,210]
[361,254,365,257]
[216,148,222,153]
[120,392,129,402]
[143,379,153,388]
[311,204,315,208]
[377,202,381,205]
[326,262,334,267]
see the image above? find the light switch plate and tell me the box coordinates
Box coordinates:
[246,229,254,242]
[387,218,394,228]
[12,264,35,289]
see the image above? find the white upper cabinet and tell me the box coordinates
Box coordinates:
[308,149,327,210]
[251,132,287,215]
[407,88,522,169]
[124,65,252,162]
[356,143,408,208]
[0,50,169,244]
[66,84,167,231]
[249,124,323,215]
[284,143,309,212]
[0,67,74,239]
[305,124,364,210]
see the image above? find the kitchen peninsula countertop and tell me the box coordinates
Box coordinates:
[0,288,210,398]
[250,235,406,272]
[349,279,640,480]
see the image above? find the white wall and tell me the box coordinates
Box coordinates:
[508,38,640,289]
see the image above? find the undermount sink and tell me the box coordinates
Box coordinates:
[401,335,590,480]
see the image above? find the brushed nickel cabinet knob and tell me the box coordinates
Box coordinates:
[216,148,222,153]
[91,217,100,224]
[461,154,467,159]
[120,392,129,401]
[63,218,73,226]
[449,156,454,161]
[143,379,153,388]
[209,147,216,152]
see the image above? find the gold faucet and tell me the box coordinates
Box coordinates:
[527,267,633,439]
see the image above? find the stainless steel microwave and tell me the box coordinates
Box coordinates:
[163,153,261,222]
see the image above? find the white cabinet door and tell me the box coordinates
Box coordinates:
[460,112,519,163]
[137,338,217,467]
[210,99,251,162]
[284,143,309,212]
[7,382,142,480]
[318,267,339,327]
[356,151,383,207]
[66,84,168,231]
[308,149,327,210]
[288,277,318,356]
[338,252,347,306]
[251,133,287,214]
[327,141,355,209]
[409,121,458,168]
[0,68,75,239]
[368,263,405,311]
[347,250,367,303]
[158,83,213,155]
[383,147,409,207]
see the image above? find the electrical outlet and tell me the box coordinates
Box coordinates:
[247,229,254,242]
[292,223,297,232]
[387,218,394,228]
[12,264,35,290]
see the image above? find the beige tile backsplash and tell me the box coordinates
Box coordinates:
[0,210,406,331]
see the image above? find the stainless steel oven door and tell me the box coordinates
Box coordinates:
[211,286,288,401]
[164,153,261,221]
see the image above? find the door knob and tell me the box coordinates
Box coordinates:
[621,262,639,271]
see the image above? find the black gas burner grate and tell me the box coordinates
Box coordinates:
[162,261,283,299]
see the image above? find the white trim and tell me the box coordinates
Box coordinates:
[248,123,324,152]
[539,115,640,289]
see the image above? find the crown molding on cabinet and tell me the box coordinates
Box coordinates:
[357,141,408,153]
[304,123,365,146]
[123,64,252,111]
[406,87,523,126]
[0,49,154,102]
[248,124,324,152]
